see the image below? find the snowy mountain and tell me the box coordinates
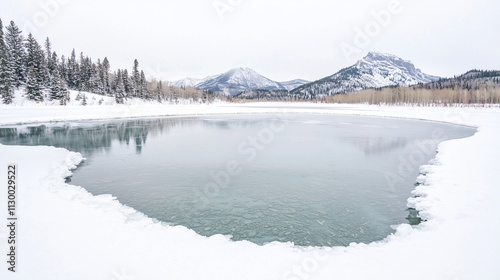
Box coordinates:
[291,52,440,98]
[280,79,311,91]
[175,53,438,97]
[172,77,201,88]
[196,67,286,96]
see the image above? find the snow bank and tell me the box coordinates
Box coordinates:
[0,103,499,279]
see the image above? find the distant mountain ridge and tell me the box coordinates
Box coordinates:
[173,68,310,95]
[291,52,440,98]
[413,69,500,90]
[173,52,440,97]
[236,69,500,101]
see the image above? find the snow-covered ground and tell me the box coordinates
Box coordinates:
[0,101,499,280]
[4,88,215,108]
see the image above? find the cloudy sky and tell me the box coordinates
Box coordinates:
[1,0,498,82]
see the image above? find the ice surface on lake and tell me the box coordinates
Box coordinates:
[0,114,475,246]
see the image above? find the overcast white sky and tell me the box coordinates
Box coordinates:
[1,0,499,82]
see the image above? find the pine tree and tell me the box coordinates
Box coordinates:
[45,38,57,77]
[156,81,163,103]
[0,18,5,58]
[0,50,15,104]
[49,51,60,89]
[24,33,37,67]
[102,57,111,95]
[59,55,67,81]
[78,52,88,91]
[49,67,64,101]
[0,49,15,103]
[115,70,125,104]
[0,18,15,104]
[129,72,137,98]
[88,63,100,94]
[59,76,69,105]
[122,69,131,96]
[37,38,50,87]
[51,51,59,71]
[83,56,93,92]
[95,59,105,95]
[67,49,79,89]
[26,66,43,101]
[132,59,140,97]
[139,70,147,99]
[25,33,46,89]
[0,18,5,53]
[50,68,69,105]
[5,21,26,87]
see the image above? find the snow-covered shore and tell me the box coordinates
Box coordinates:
[0,103,499,280]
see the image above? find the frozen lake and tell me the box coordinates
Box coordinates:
[0,114,475,246]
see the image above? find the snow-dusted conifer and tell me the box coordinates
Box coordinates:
[115,70,125,104]
[139,70,147,99]
[0,19,15,104]
[45,38,58,79]
[5,21,26,87]
[25,33,46,89]
[156,81,163,103]
[88,63,99,94]
[67,49,79,89]
[59,76,69,105]
[122,69,131,97]
[95,59,105,95]
[132,59,140,97]
[26,66,43,101]
[102,57,111,95]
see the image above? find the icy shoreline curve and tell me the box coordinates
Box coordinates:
[0,103,499,280]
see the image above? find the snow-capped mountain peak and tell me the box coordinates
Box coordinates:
[172,77,201,87]
[292,52,440,98]
[354,52,438,86]
[196,67,285,96]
